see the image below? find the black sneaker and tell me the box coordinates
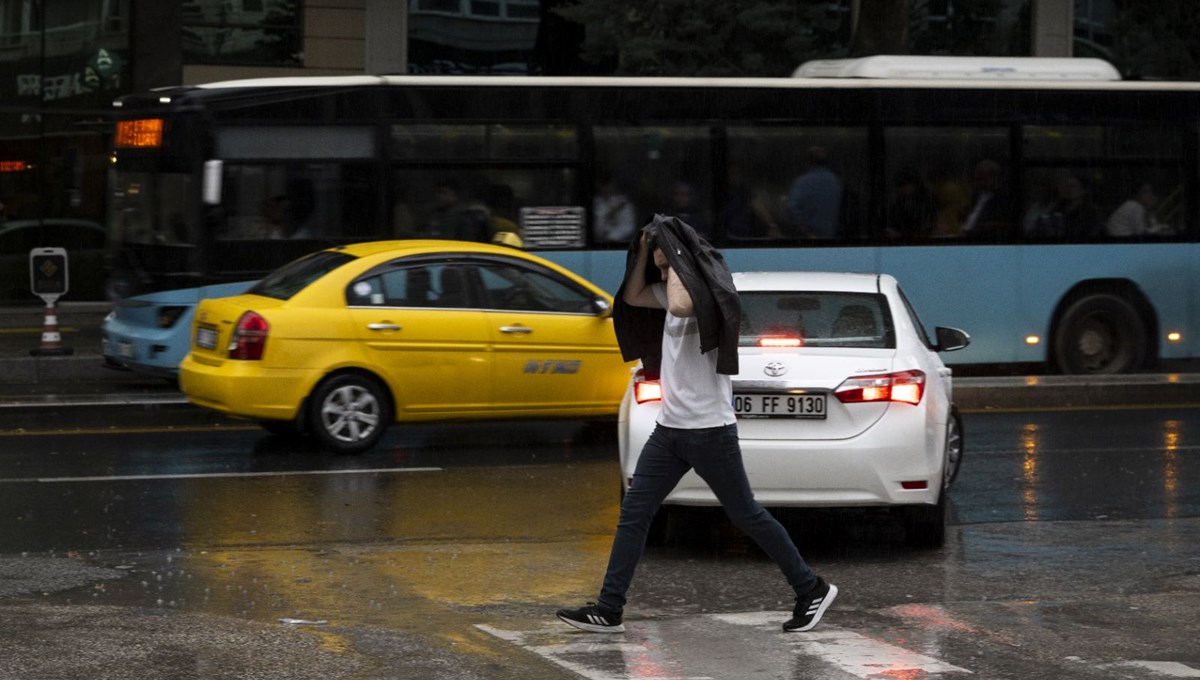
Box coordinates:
[783,577,838,632]
[556,604,625,633]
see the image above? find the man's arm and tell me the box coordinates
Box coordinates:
[622,231,662,309]
[663,265,695,318]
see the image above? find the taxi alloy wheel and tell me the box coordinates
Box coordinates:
[309,373,390,454]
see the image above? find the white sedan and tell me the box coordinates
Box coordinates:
[617,271,969,548]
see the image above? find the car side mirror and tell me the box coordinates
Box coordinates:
[593,297,613,318]
[934,326,970,352]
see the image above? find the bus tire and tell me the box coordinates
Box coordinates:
[308,372,390,454]
[1053,292,1147,374]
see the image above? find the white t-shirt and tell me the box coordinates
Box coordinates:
[651,283,735,428]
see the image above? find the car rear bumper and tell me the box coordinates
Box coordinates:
[179,354,311,421]
[620,404,943,508]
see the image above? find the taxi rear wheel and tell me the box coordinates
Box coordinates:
[308,373,391,455]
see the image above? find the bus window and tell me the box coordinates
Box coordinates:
[393,168,577,242]
[885,127,1011,241]
[110,172,195,245]
[218,163,377,242]
[727,126,868,243]
[594,127,712,242]
[390,124,577,160]
[1023,125,1186,241]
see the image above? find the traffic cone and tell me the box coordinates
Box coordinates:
[30,300,74,356]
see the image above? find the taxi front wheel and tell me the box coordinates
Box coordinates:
[309,373,391,454]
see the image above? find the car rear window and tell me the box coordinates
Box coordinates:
[739,291,894,349]
[247,251,356,300]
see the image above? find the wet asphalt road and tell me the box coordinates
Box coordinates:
[0,409,1197,679]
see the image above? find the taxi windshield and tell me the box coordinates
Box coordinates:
[248,250,355,300]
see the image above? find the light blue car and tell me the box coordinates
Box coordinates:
[102,280,256,379]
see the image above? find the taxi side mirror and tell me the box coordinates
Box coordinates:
[593,297,613,318]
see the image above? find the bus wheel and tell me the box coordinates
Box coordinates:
[308,373,390,454]
[1053,293,1146,374]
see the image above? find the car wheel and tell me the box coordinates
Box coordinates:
[902,493,946,549]
[943,406,963,490]
[308,373,390,454]
[1053,292,1146,374]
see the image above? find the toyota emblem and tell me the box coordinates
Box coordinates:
[763,361,787,377]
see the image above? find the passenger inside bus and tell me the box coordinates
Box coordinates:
[1052,174,1103,240]
[960,159,1013,240]
[593,172,637,243]
[786,146,842,239]
[1107,183,1170,237]
[423,178,491,242]
[886,167,937,241]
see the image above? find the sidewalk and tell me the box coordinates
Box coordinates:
[2,301,1199,412]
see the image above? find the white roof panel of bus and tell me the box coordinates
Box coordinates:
[792,55,1122,81]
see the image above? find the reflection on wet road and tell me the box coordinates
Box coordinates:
[0,409,1198,679]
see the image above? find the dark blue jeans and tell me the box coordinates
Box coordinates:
[597,423,817,613]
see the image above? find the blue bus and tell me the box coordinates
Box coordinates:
[103,56,1200,376]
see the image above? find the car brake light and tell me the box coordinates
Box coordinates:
[633,369,662,404]
[834,370,925,405]
[758,336,803,348]
[228,311,269,360]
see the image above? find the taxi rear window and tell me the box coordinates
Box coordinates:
[739,291,894,349]
[248,251,355,300]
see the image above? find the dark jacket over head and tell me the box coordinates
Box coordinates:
[613,214,740,376]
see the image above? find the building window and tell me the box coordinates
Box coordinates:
[182,0,301,66]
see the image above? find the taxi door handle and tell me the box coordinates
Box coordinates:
[368,323,402,331]
[499,326,533,334]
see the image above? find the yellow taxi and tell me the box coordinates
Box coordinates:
[179,240,634,453]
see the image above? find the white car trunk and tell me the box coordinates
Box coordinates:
[733,348,895,441]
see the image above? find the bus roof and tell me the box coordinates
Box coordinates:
[792,55,1122,81]
[114,64,1200,110]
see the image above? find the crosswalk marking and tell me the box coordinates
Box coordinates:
[482,613,1200,680]
[711,612,970,677]
[480,612,968,680]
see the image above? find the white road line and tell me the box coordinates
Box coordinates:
[1104,661,1200,678]
[0,467,442,484]
[477,624,714,680]
[713,612,971,677]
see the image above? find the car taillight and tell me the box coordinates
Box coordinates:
[633,369,662,404]
[228,311,269,360]
[834,370,925,405]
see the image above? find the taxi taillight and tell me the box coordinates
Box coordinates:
[633,369,662,404]
[834,370,925,405]
[228,311,269,360]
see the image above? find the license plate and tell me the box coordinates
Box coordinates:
[195,325,218,350]
[734,393,827,419]
[117,341,134,359]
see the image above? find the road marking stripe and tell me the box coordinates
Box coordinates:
[0,467,442,484]
[0,424,258,436]
[1102,661,1200,678]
